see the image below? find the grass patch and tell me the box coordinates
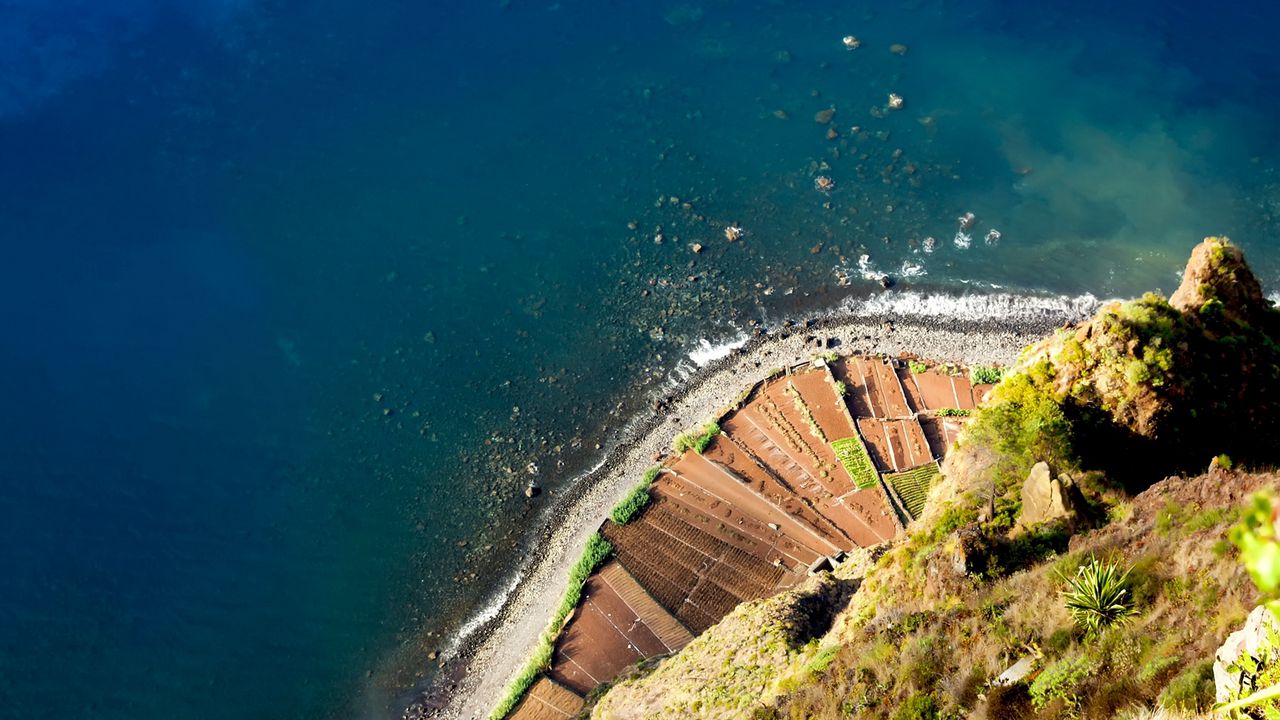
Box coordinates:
[489,533,614,719]
[909,360,928,374]
[831,435,878,489]
[610,466,660,525]
[933,408,971,417]
[673,421,721,454]
[1029,653,1098,710]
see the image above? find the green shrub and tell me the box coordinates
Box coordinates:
[610,466,660,524]
[1029,654,1098,709]
[673,421,721,454]
[903,634,944,690]
[970,365,1005,384]
[834,380,849,397]
[933,407,971,417]
[890,692,939,720]
[964,370,1076,490]
[910,360,928,374]
[1157,659,1215,712]
[1059,558,1137,634]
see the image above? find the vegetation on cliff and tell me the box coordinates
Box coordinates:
[582,239,1280,719]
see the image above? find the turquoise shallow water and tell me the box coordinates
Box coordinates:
[2,1,1280,718]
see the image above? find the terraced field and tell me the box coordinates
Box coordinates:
[884,462,940,520]
[507,678,584,720]
[505,355,989,716]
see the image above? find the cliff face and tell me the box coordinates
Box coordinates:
[584,240,1280,720]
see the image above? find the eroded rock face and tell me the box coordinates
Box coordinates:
[1214,604,1280,703]
[1015,462,1078,532]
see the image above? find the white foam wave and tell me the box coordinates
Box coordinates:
[842,289,1103,324]
[856,254,881,281]
[899,261,927,279]
[953,231,972,249]
[688,334,749,367]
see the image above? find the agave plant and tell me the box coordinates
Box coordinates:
[1059,558,1136,634]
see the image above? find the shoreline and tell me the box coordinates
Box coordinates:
[423,309,1080,720]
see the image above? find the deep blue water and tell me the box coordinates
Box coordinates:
[3,1,1280,718]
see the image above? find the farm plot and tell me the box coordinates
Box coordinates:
[722,416,878,545]
[661,466,822,569]
[548,571,664,694]
[906,369,978,411]
[920,415,967,457]
[507,677,584,720]
[672,451,838,560]
[844,357,913,418]
[786,369,858,443]
[884,463,940,520]
[746,383,849,496]
[831,487,900,543]
[701,434,849,549]
[827,357,874,418]
[896,364,929,414]
[830,435,877,490]
[856,418,935,472]
[601,497,800,633]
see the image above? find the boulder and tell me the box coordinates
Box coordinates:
[1014,462,1078,532]
[1214,604,1280,703]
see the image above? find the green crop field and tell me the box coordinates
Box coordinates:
[831,436,878,490]
[885,463,939,519]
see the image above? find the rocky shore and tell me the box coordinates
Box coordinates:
[422,309,1079,720]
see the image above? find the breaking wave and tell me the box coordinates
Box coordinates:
[841,289,1104,324]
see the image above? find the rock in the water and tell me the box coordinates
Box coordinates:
[1014,462,1078,531]
[1215,605,1280,702]
[814,107,836,124]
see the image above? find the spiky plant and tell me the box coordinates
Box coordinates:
[1059,558,1136,634]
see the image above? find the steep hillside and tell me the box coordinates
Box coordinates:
[583,239,1280,719]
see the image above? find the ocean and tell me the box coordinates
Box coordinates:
[2,1,1279,718]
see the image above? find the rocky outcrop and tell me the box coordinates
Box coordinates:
[1214,604,1280,703]
[1007,237,1280,473]
[1170,238,1268,327]
[1015,462,1079,532]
